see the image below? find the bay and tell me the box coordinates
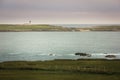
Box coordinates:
[0,32,120,61]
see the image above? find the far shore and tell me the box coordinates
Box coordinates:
[0,24,120,32]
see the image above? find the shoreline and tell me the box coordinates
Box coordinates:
[1,59,120,63]
[0,53,120,62]
[0,30,120,32]
[0,24,120,32]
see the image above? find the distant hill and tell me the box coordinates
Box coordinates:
[90,25,120,31]
[0,24,72,32]
[75,25,120,31]
[0,24,120,32]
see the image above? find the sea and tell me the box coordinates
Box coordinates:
[0,24,120,61]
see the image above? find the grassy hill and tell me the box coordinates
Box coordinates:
[75,25,120,31]
[90,25,120,31]
[0,24,120,32]
[0,59,120,80]
[0,24,72,32]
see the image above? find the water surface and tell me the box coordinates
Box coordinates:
[0,32,120,61]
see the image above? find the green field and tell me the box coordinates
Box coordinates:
[0,60,120,80]
[0,24,120,32]
[0,24,72,32]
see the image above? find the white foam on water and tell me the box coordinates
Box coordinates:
[9,52,22,55]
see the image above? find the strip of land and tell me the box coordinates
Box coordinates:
[0,59,120,80]
[0,24,120,32]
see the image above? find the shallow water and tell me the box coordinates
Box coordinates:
[0,32,120,61]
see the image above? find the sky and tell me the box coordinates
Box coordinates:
[0,0,120,24]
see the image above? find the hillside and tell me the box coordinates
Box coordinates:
[90,25,120,31]
[0,24,72,32]
[0,60,120,80]
[0,24,120,32]
[74,25,120,31]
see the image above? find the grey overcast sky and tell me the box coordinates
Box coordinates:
[0,0,120,24]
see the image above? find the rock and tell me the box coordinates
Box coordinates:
[105,55,116,58]
[49,53,56,56]
[75,52,91,57]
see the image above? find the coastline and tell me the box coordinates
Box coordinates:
[0,24,120,32]
[0,24,120,80]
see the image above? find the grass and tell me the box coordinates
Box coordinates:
[0,24,120,32]
[0,24,72,31]
[0,59,120,80]
[0,70,120,80]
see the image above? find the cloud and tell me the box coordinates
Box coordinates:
[1,0,120,12]
[0,0,120,24]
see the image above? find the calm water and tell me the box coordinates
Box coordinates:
[0,32,120,61]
